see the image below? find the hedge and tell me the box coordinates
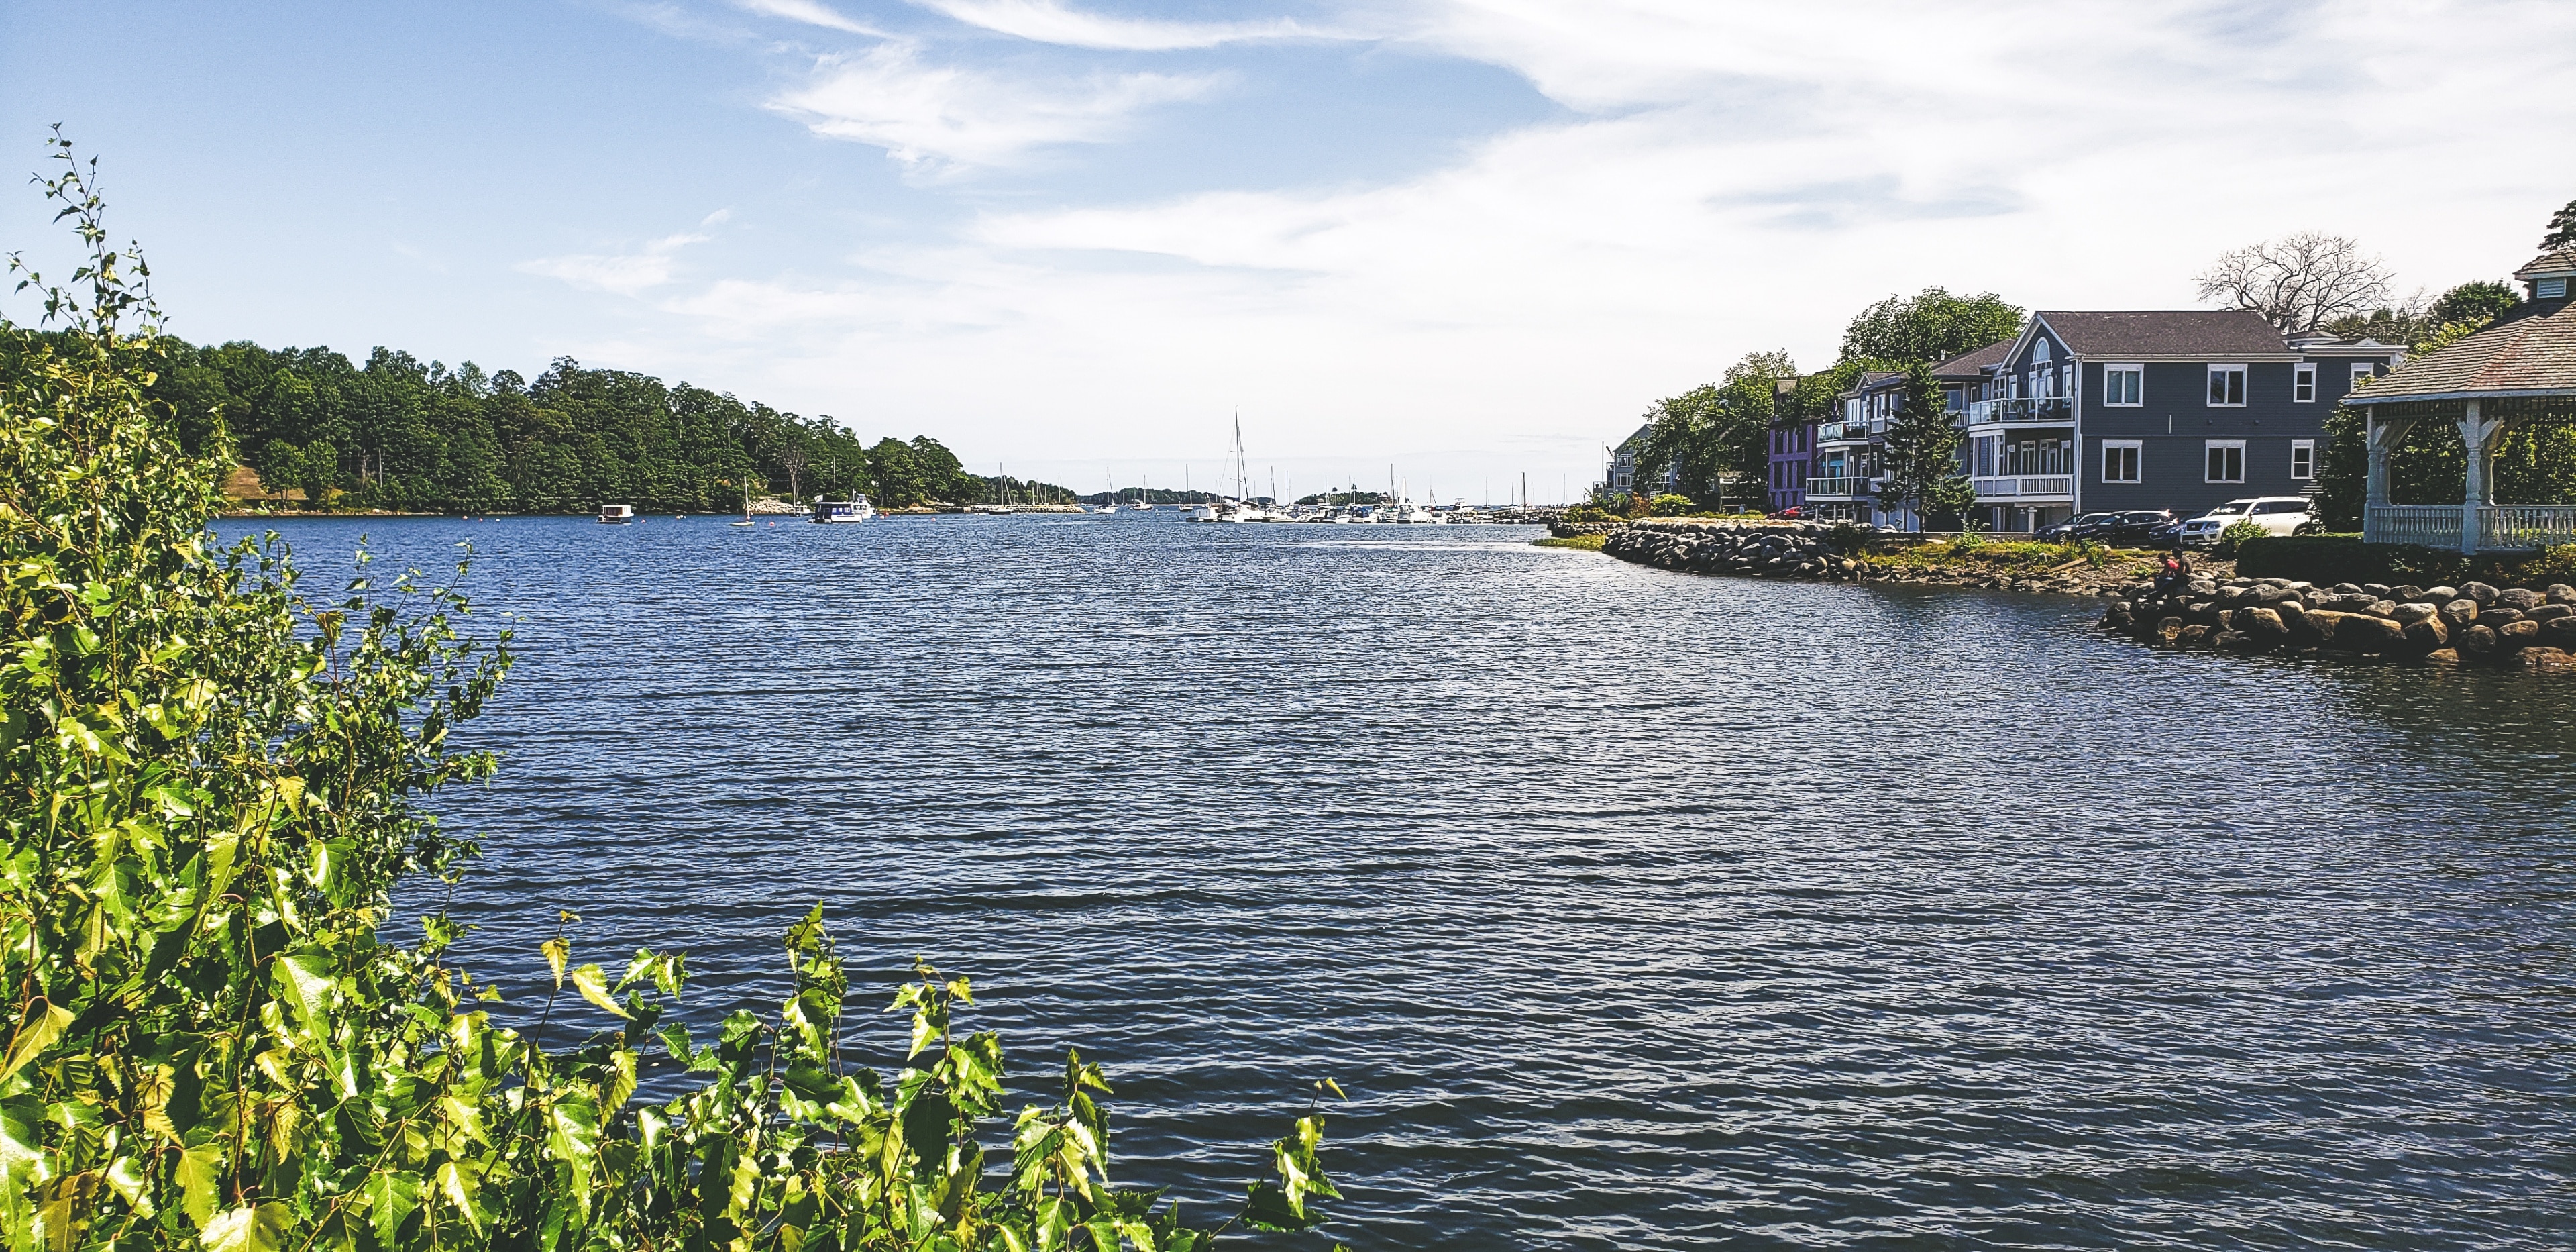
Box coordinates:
[2234,534,2576,589]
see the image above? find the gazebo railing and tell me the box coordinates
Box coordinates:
[2367,505,2463,548]
[2479,505,2576,550]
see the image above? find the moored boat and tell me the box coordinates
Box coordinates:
[599,504,635,524]
[810,496,876,523]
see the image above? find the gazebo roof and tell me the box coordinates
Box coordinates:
[2343,296,2576,405]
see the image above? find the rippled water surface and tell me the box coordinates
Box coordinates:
[242,513,2576,1250]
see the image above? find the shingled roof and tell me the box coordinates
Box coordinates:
[2514,246,2576,280]
[1930,337,2012,378]
[2033,309,2290,358]
[2342,298,2576,405]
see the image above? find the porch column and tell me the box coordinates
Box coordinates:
[2362,411,2414,545]
[2459,401,2510,554]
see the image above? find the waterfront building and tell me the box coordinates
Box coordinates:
[2342,246,2576,552]
[1961,311,2406,533]
[1609,423,1676,498]
[1766,419,1813,514]
[1803,370,1904,525]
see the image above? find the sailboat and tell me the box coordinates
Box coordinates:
[731,475,755,526]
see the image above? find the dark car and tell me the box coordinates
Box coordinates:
[2086,509,2178,547]
[2035,512,2114,541]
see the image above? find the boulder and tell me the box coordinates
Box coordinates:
[2439,598,2479,627]
[2498,619,2540,651]
[2362,583,2392,598]
[2459,624,2496,656]
[2483,607,2526,627]
[2216,586,2249,605]
[2461,581,2499,605]
[2424,585,2459,603]
[2392,585,2425,602]
[2390,602,2439,625]
[2332,582,2364,596]
[2419,647,2462,666]
[2153,616,2184,645]
[2178,624,2211,647]
[2365,598,2399,618]
[2402,617,2450,651]
[2316,611,2402,652]
[2518,646,2576,674]
[2529,604,2573,623]
[2497,586,2543,611]
[2550,584,2576,605]
[2276,601,2320,643]
[2542,615,2576,648]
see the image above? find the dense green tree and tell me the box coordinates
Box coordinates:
[2546,195,2576,249]
[1874,362,1976,529]
[140,337,1053,513]
[1838,288,2023,365]
[1638,352,1792,509]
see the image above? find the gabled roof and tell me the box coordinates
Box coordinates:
[2031,309,2290,358]
[2515,246,2576,280]
[1931,337,2012,379]
[1835,370,1906,400]
[2343,297,2576,404]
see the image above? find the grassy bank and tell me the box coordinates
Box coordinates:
[1533,532,1607,550]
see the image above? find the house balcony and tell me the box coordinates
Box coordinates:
[1961,397,2074,426]
[1804,476,1872,500]
[1974,474,2073,502]
[1817,419,1883,444]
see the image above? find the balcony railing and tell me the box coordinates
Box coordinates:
[1973,475,2073,501]
[1805,476,1869,499]
[1962,397,2074,425]
[1817,419,1882,442]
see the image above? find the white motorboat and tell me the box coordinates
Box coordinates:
[810,496,876,523]
[599,504,635,524]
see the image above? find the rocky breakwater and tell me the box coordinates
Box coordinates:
[2104,576,2576,674]
[1601,519,1845,578]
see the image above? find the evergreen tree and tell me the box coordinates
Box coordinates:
[1874,362,1976,530]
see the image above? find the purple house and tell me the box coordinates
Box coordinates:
[1766,420,1812,514]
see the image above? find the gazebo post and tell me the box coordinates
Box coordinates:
[2362,411,2412,545]
[2458,400,2518,554]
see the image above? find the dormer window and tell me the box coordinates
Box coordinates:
[2541,277,2569,299]
[2033,338,2051,364]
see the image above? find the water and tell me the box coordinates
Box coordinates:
[235,513,2576,1250]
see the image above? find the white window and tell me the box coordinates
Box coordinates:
[2540,277,2568,299]
[2102,439,2141,483]
[2206,439,2245,483]
[2208,365,2247,407]
[2033,337,2051,364]
[2104,364,2143,406]
[2061,364,2074,399]
[2294,362,2316,402]
[2290,439,2315,480]
[2351,362,2377,391]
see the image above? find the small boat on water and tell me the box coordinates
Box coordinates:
[810,496,877,523]
[599,505,635,524]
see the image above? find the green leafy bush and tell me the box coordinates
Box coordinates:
[2216,519,2267,557]
[1648,493,1697,517]
[3,136,1342,1252]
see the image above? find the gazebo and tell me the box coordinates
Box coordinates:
[2345,246,2576,553]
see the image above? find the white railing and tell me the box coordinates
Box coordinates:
[1805,476,1866,498]
[1973,476,2073,500]
[2479,505,2576,550]
[1817,422,1878,443]
[2367,505,2464,548]
[1963,397,2073,425]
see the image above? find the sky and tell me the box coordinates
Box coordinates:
[4,0,2574,503]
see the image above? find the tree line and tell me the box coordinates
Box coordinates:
[136,337,1078,513]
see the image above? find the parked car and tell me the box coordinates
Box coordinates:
[2035,512,2114,541]
[2176,497,2318,549]
[2082,509,2178,547]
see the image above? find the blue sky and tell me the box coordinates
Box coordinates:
[5,0,2574,501]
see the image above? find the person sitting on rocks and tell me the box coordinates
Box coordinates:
[2153,551,2194,598]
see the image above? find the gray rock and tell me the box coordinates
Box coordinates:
[2459,623,2496,656]
[2366,598,2398,618]
[2440,598,2479,627]
[2331,582,2364,596]
[2362,583,2392,598]
[2402,617,2450,649]
[2424,585,2459,603]
[2216,586,2249,605]
[2530,604,2573,623]
[2392,585,2425,602]
[2498,586,2544,611]
[2498,619,2540,650]
[2241,607,2288,640]
[2390,602,2439,625]
[2550,584,2576,605]
[2517,646,2576,674]
[2542,615,2576,647]
[2461,581,2499,605]
[2483,607,2526,627]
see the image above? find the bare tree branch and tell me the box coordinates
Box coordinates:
[2194,231,2393,333]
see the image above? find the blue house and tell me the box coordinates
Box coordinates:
[1959,311,2408,531]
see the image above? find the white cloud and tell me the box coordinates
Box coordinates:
[910,0,1330,50]
[519,231,712,297]
[730,0,885,36]
[555,0,2576,496]
[769,42,1219,168]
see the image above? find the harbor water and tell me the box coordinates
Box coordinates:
[235,513,2576,1250]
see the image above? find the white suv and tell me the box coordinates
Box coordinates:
[2177,497,2316,548]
